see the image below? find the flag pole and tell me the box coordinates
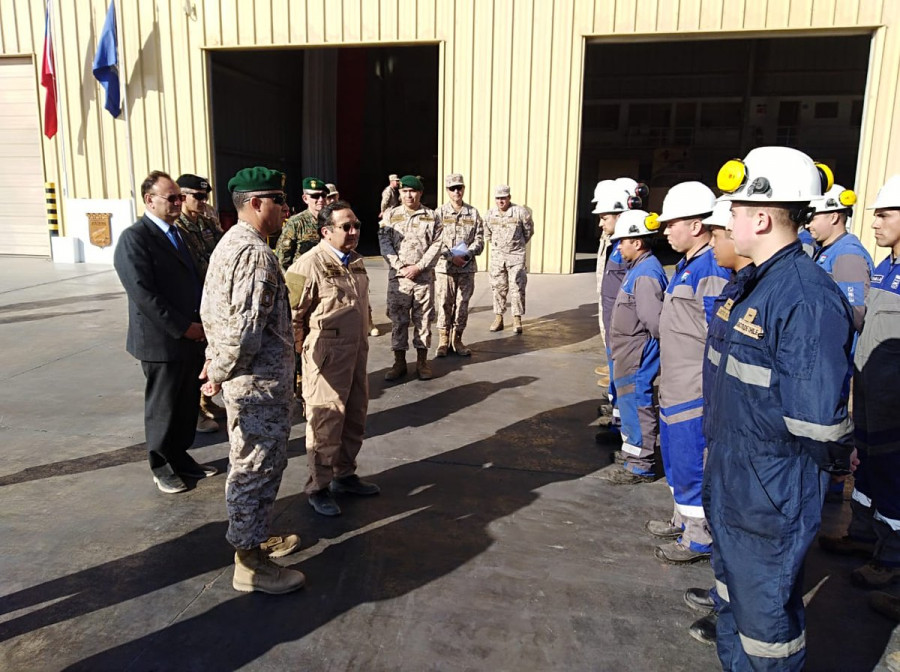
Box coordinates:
[114,0,137,223]
[47,0,70,208]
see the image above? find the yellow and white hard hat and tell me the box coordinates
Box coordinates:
[717,146,830,203]
[810,184,856,214]
[658,181,717,222]
[868,175,900,210]
[610,209,661,241]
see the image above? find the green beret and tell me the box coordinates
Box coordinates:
[228,166,285,193]
[302,177,327,193]
[400,175,423,191]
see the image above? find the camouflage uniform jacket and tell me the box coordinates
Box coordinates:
[435,201,484,274]
[286,241,370,350]
[175,211,223,280]
[201,221,294,405]
[378,205,444,281]
[275,209,319,272]
[484,203,534,264]
[380,186,400,214]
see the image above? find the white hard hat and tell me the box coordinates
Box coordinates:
[810,184,857,214]
[610,210,661,241]
[702,199,733,228]
[868,175,900,209]
[717,146,831,203]
[591,177,646,214]
[658,181,717,222]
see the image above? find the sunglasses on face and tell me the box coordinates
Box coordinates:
[253,193,287,205]
[154,193,186,204]
[308,192,327,201]
[185,191,208,201]
[448,185,464,192]
[333,222,360,233]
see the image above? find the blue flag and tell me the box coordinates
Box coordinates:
[92,1,121,118]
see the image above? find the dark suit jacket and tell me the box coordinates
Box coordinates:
[114,215,204,362]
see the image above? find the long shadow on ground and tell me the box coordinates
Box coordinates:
[1,401,604,670]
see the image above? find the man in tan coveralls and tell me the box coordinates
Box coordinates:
[484,184,534,334]
[435,173,484,357]
[379,175,444,381]
[287,201,379,517]
[200,166,305,595]
[275,177,328,272]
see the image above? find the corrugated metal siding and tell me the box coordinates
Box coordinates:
[2,0,900,268]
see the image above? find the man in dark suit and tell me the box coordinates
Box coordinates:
[114,170,217,494]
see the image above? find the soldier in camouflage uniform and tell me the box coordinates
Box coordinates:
[380,173,401,217]
[484,184,535,334]
[274,176,327,272]
[200,166,305,595]
[378,174,444,381]
[286,201,380,517]
[175,173,226,431]
[434,173,484,357]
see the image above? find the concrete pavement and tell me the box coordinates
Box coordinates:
[0,256,895,671]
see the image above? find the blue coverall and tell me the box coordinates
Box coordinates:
[702,242,855,671]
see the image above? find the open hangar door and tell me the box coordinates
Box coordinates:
[574,35,870,268]
[209,45,438,256]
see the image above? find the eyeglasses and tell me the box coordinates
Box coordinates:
[448,185,464,192]
[332,222,361,232]
[308,192,327,201]
[254,193,288,205]
[185,192,208,201]
[155,193,186,204]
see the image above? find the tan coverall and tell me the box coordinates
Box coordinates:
[286,241,370,495]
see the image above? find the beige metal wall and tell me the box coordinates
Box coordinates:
[2,0,899,269]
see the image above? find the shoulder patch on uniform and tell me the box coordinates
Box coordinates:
[284,271,307,306]
[255,267,278,285]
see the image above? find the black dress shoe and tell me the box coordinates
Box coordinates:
[309,489,341,516]
[688,612,717,645]
[330,474,380,496]
[684,587,715,612]
[176,456,218,479]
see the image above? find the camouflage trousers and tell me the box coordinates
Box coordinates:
[222,395,291,550]
[435,272,475,331]
[387,275,434,351]
[489,259,527,316]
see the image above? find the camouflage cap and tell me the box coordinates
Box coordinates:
[227,166,285,193]
[388,174,400,181]
[326,183,339,196]
[302,177,327,194]
[400,175,424,191]
[176,173,210,193]
[445,173,465,188]
[494,184,511,198]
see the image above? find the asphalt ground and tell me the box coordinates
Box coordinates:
[0,256,896,671]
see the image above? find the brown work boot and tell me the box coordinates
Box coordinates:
[870,591,900,621]
[645,519,682,539]
[233,548,305,594]
[436,329,450,357]
[818,534,877,558]
[852,562,900,589]
[489,315,504,332]
[513,316,523,334]
[384,350,407,381]
[654,540,711,565]
[452,329,471,356]
[200,394,226,419]
[260,534,301,558]
[416,348,433,380]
